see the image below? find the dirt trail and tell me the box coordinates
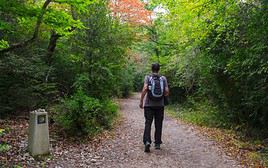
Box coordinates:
[51,93,242,168]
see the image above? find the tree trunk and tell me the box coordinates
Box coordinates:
[46,31,61,65]
[45,31,61,83]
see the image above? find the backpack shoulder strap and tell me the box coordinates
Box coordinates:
[160,76,165,92]
[147,75,153,86]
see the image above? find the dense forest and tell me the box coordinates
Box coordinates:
[0,0,268,167]
[0,0,268,138]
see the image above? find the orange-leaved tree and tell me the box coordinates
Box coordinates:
[109,0,152,25]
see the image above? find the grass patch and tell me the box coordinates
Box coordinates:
[166,100,233,129]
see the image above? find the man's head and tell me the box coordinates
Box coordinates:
[151,63,160,73]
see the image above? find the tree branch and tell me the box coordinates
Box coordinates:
[0,0,52,54]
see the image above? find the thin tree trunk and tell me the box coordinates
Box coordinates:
[45,31,61,83]
[44,8,78,82]
[46,31,61,65]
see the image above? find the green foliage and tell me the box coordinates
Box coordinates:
[168,100,233,129]
[0,129,11,153]
[0,0,135,121]
[133,70,145,92]
[0,40,8,49]
[0,144,10,153]
[143,0,268,134]
[54,0,96,14]
[66,0,135,99]
[0,144,11,153]
[0,49,58,116]
[0,129,3,136]
[53,89,118,136]
[118,65,135,98]
[0,0,136,141]
[43,8,85,36]
[198,1,268,129]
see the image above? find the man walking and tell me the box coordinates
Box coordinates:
[139,63,169,152]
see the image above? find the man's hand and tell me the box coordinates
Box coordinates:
[164,86,169,96]
[140,82,148,109]
[139,101,144,109]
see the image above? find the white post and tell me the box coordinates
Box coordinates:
[28,109,50,156]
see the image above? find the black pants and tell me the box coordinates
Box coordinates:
[143,106,164,145]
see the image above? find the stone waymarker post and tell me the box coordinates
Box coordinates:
[28,109,50,156]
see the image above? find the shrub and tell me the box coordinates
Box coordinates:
[53,90,118,136]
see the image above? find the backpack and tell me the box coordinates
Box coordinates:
[147,75,165,101]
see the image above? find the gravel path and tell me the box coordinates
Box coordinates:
[50,93,242,168]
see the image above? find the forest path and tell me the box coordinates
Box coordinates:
[51,93,242,168]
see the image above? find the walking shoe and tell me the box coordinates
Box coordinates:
[144,142,151,153]
[155,144,160,150]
